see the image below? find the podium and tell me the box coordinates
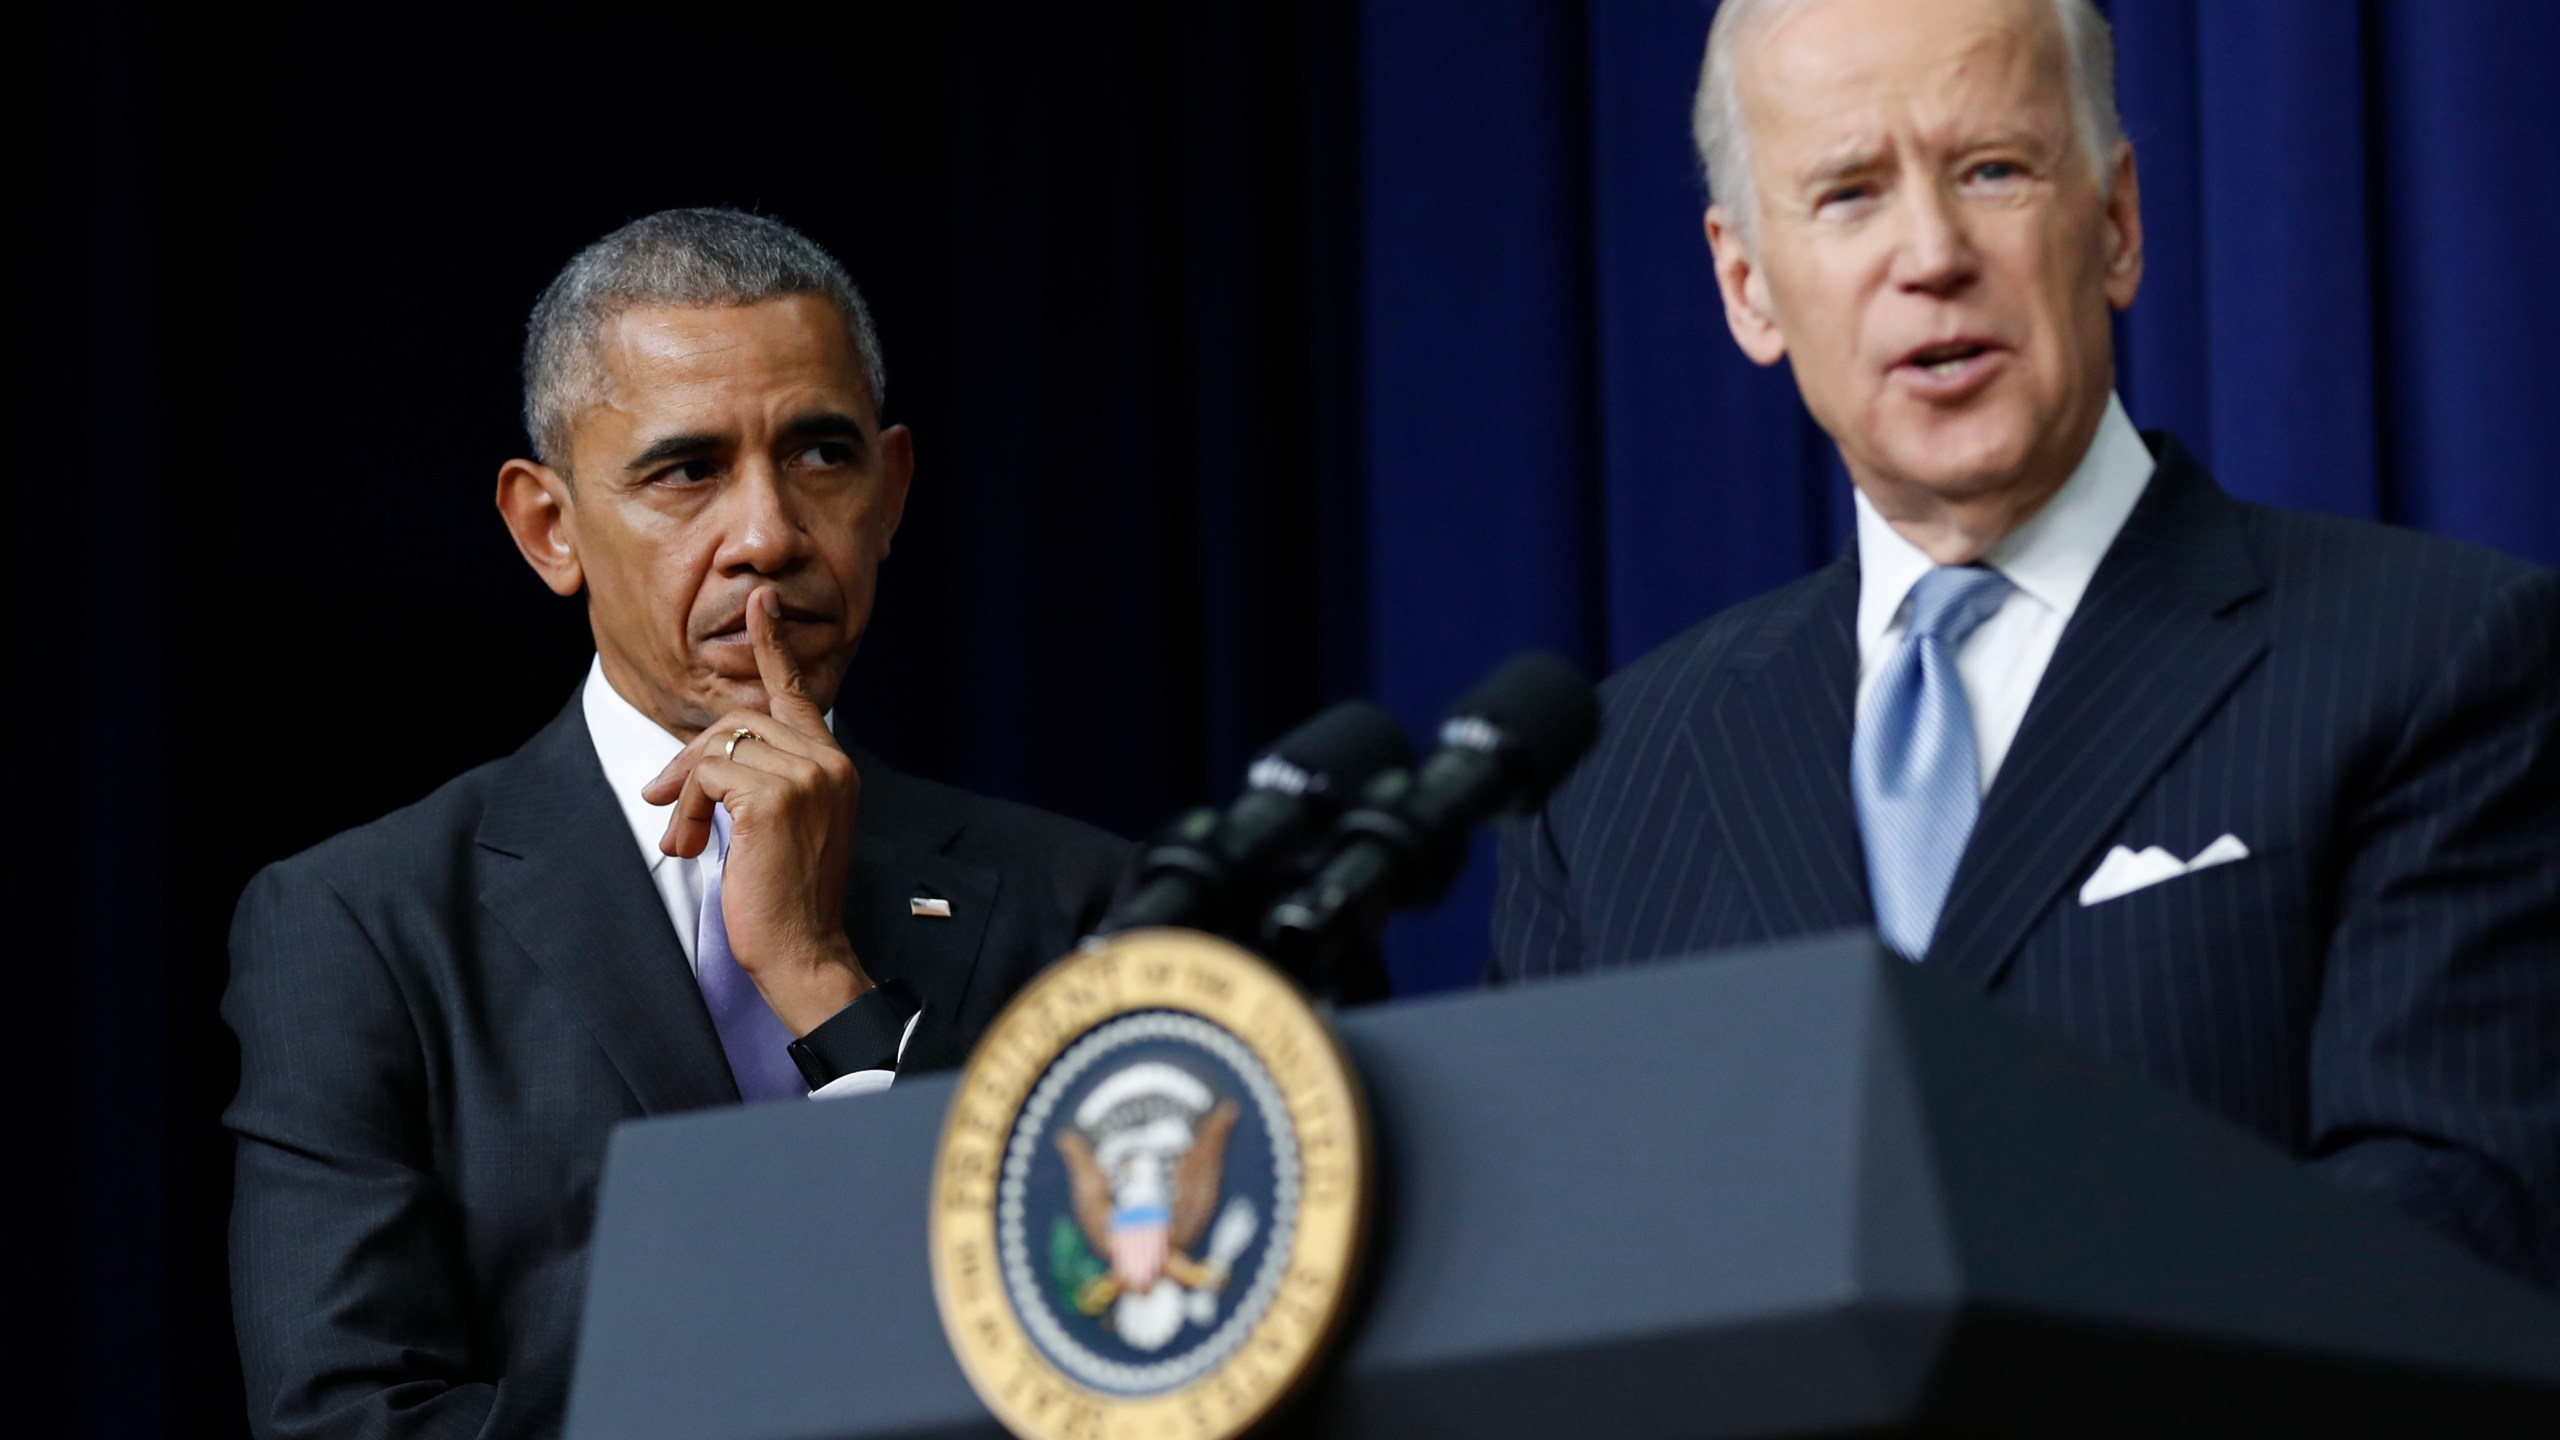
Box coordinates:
[565,932,2560,1438]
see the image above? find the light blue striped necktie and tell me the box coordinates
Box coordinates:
[1854,564,2014,961]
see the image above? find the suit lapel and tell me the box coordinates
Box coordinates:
[476,698,740,1114]
[1687,555,1875,939]
[1927,439,2269,989]
[838,746,1001,1038]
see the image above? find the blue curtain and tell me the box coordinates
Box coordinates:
[1361,0,2560,994]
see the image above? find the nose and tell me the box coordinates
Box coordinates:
[1890,179,1980,297]
[713,456,812,577]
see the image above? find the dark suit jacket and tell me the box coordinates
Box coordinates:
[1493,435,2560,1288]
[225,695,1135,1439]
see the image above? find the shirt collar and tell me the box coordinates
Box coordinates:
[1854,390,2154,653]
[580,656,688,876]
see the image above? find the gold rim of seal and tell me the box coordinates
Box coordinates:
[928,929,1371,1440]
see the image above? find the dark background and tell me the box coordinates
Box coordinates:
[35,4,1365,1434]
[33,1,2560,1435]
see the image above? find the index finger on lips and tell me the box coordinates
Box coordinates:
[748,587,831,737]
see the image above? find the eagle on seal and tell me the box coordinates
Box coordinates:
[1056,1061,1260,1350]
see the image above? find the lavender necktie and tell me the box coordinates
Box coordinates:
[697,806,807,1101]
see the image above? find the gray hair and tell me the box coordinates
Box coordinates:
[521,207,888,466]
[1692,0,2123,245]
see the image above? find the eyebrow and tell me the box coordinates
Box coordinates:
[1802,125,2059,187]
[621,411,871,474]
[1802,149,1887,191]
[624,430,728,474]
[776,410,871,459]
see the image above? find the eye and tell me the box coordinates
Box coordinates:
[1967,159,2025,185]
[650,458,717,487]
[793,441,857,469]
[1812,182,1883,222]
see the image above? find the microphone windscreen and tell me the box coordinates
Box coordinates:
[1442,652,1600,791]
[1251,699,1414,800]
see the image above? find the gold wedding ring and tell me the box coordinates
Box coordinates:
[723,727,757,761]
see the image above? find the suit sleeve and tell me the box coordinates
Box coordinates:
[2310,567,2560,1287]
[1079,837,1148,936]
[1489,807,1589,984]
[224,861,505,1439]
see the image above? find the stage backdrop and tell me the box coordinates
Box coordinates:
[1363,0,2560,990]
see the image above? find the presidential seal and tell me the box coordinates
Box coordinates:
[930,929,1369,1440]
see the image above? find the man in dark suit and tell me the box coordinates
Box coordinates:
[224,209,1134,1438]
[1494,0,2559,1287]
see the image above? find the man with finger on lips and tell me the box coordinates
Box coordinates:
[222,209,1137,1439]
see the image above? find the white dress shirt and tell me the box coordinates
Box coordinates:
[580,657,908,1098]
[1853,392,2156,791]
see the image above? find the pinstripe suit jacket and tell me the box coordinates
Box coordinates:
[1492,435,2560,1288]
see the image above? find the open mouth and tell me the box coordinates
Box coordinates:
[1889,337,2009,398]
[1899,339,1996,376]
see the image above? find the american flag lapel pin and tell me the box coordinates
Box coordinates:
[910,891,953,919]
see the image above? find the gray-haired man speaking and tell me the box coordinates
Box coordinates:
[224,209,1135,1438]
[1495,0,2560,1288]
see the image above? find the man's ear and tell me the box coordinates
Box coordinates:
[873,424,915,560]
[2101,140,2145,312]
[496,459,584,597]
[1705,206,1787,367]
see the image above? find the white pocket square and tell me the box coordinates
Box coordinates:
[2078,834,2251,907]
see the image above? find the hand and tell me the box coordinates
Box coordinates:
[642,587,872,1034]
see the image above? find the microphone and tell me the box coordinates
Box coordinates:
[1092,699,1414,939]
[1262,653,1599,960]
